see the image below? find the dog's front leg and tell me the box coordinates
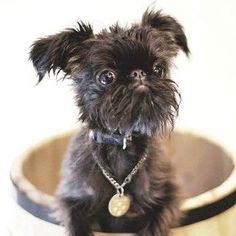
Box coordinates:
[137,205,180,236]
[59,198,94,236]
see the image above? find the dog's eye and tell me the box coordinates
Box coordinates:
[97,70,116,85]
[153,63,164,78]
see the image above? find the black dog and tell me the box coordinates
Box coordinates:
[30,9,189,236]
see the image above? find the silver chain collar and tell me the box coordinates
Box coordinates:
[93,152,148,196]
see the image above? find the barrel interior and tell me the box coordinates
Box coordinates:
[22,134,71,195]
[22,132,234,199]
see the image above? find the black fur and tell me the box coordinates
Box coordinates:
[30,9,189,236]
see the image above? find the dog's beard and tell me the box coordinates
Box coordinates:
[96,78,180,137]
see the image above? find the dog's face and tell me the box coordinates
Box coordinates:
[30,10,189,137]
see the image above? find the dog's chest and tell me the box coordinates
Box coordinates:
[89,159,151,209]
[91,172,150,233]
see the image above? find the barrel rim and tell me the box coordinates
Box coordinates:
[10,130,75,207]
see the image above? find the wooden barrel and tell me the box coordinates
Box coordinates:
[10,131,236,236]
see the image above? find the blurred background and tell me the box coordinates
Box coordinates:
[0,0,236,235]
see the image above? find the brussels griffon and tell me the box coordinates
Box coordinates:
[30,9,189,236]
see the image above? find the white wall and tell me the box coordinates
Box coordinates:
[0,0,236,234]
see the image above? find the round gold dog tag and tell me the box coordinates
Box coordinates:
[108,194,131,217]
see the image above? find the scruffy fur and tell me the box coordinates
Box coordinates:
[30,9,189,236]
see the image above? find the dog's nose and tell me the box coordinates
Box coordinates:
[130,69,146,80]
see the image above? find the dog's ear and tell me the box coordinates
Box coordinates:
[30,22,93,83]
[142,10,190,56]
